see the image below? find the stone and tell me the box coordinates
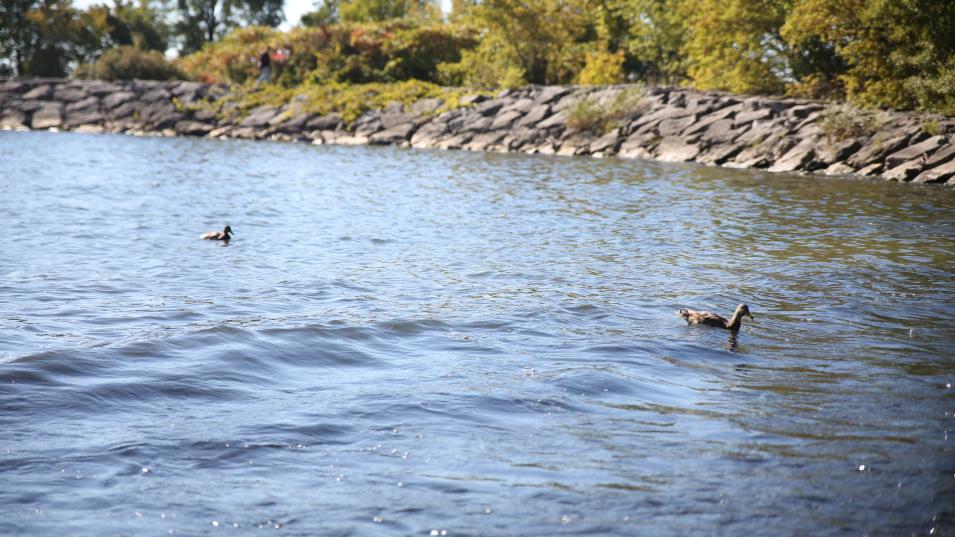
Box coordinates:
[502,128,541,150]
[537,111,567,130]
[490,110,523,130]
[306,114,343,131]
[436,133,473,150]
[683,104,744,136]
[500,98,535,115]
[589,130,622,154]
[733,108,773,127]
[516,104,551,128]
[83,81,122,96]
[816,139,862,165]
[557,133,596,156]
[19,100,45,113]
[460,116,493,133]
[655,137,701,162]
[857,162,883,176]
[66,110,105,127]
[821,162,856,176]
[629,105,696,133]
[140,87,171,102]
[172,81,204,97]
[618,132,659,159]
[884,135,946,168]
[410,98,443,116]
[699,118,742,144]
[1,109,27,128]
[658,115,698,136]
[66,96,99,113]
[924,143,955,168]
[846,134,911,168]
[73,124,104,134]
[23,84,53,100]
[274,113,313,133]
[465,131,507,151]
[460,94,488,106]
[768,137,819,172]
[787,104,824,119]
[103,91,137,109]
[239,106,279,128]
[369,123,416,144]
[696,142,745,165]
[742,97,789,114]
[109,101,139,119]
[534,86,572,105]
[140,101,183,128]
[175,120,214,136]
[475,98,506,116]
[380,112,415,130]
[31,103,62,129]
[53,86,88,102]
[912,159,955,183]
[883,159,926,181]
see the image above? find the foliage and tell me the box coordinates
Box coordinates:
[178,22,477,86]
[565,86,645,133]
[448,0,594,85]
[0,0,111,76]
[680,0,791,94]
[437,33,525,89]
[782,0,955,114]
[74,44,181,79]
[194,79,480,124]
[599,0,686,84]
[105,0,169,52]
[577,49,624,85]
[818,103,884,143]
[174,0,284,54]
[301,0,339,25]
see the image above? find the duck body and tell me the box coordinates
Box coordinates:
[201,225,233,241]
[679,304,753,330]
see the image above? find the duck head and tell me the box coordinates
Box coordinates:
[735,304,753,320]
[224,225,233,235]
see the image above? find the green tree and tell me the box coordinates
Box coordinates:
[453,0,593,85]
[301,0,338,26]
[106,0,169,51]
[337,0,438,22]
[174,0,283,53]
[782,0,955,112]
[603,0,686,84]
[1,0,109,76]
[681,0,791,94]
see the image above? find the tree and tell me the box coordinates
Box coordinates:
[173,0,283,53]
[680,0,791,94]
[106,0,170,51]
[301,0,338,26]
[782,0,955,112]
[1,0,109,76]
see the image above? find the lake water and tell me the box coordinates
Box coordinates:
[1,130,954,536]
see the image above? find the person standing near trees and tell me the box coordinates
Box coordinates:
[258,49,271,82]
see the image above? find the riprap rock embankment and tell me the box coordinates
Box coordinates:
[3,78,955,185]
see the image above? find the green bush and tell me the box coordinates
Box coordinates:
[577,50,625,85]
[75,45,182,80]
[818,103,884,143]
[566,86,645,134]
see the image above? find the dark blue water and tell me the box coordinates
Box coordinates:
[1,130,954,536]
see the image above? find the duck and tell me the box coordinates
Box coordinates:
[678,304,753,330]
[201,225,233,241]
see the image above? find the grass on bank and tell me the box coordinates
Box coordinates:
[178,80,488,125]
[565,86,647,134]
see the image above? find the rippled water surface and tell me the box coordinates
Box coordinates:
[2,130,954,536]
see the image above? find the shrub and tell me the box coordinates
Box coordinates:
[74,45,182,80]
[577,50,625,86]
[819,103,884,143]
[565,86,645,134]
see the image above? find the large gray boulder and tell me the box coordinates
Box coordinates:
[31,103,63,129]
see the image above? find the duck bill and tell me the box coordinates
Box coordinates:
[746,312,754,319]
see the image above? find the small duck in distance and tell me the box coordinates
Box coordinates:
[201,225,233,241]
[679,304,753,330]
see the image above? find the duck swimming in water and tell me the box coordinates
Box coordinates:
[678,304,753,330]
[201,225,233,241]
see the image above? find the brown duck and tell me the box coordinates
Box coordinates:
[678,304,753,330]
[201,225,233,241]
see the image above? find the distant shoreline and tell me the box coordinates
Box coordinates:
[2,78,954,186]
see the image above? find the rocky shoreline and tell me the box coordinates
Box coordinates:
[3,78,955,185]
